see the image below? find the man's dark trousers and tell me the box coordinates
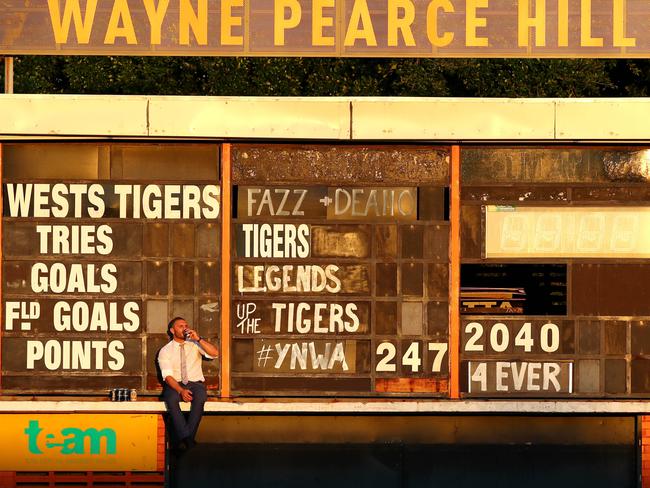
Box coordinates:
[163,381,207,443]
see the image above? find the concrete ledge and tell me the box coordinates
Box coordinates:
[556,98,650,140]
[351,98,556,140]
[0,94,149,136]
[3,95,650,141]
[149,97,350,139]
[1,400,649,414]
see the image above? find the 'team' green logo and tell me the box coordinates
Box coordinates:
[25,420,116,455]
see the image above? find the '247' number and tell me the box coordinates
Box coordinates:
[376,342,448,373]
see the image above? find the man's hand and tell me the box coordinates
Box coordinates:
[180,388,193,402]
[185,328,200,341]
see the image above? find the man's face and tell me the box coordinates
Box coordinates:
[170,319,189,341]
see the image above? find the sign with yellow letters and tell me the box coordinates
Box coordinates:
[0,0,648,57]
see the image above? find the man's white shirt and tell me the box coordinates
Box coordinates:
[158,340,214,383]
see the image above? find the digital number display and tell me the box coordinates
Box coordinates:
[485,206,650,258]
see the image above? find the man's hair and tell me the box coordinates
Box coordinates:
[167,316,184,339]
[168,317,184,330]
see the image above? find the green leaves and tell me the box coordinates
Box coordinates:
[7,56,637,97]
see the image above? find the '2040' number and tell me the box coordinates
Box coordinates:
[464,321,560,353]
[376,342,448,373]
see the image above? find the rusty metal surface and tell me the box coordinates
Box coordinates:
[463,148,607,184]
[232,145,450,185]
[462,147,650,184]
[572,264,650,316]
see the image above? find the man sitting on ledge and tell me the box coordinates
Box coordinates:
[158,316,218,451]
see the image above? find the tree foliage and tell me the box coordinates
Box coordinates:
[4,56,649,97]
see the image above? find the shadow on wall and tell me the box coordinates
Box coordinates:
[169,443,635,488]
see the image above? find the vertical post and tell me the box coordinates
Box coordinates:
[4,57,14,94]
[449,145,460,399]
[0,143,4,391]
[156,415,166,472]
[640,415,650,488]
[220,144,231,398]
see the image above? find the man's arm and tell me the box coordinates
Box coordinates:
[186,329,219,358]
[165,375,193,402]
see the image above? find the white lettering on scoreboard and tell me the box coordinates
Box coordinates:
[236,184,449,386]
[463,320,560,354]
[272,303,360,333]
[3,183,220,374]
[26,340,125,371]
[253,339,353,372]
[239,224,310,258]
[7,183,219,219]
[329,188,417,220]
[468,361,573,394]
[236,264,342,293]
[245,188,308,216]
[238,186,417,221]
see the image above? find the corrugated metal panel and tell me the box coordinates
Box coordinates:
[0,94,148,136]
[148,97,350,139]
[350,98,556,140]
[556,99,650,140]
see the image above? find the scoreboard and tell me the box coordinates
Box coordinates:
[2,143,650,399]
[230,145,450,395]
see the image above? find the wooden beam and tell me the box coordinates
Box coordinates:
[220,144,232,398]
[3,57,13,94]
[449,145,460,399]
